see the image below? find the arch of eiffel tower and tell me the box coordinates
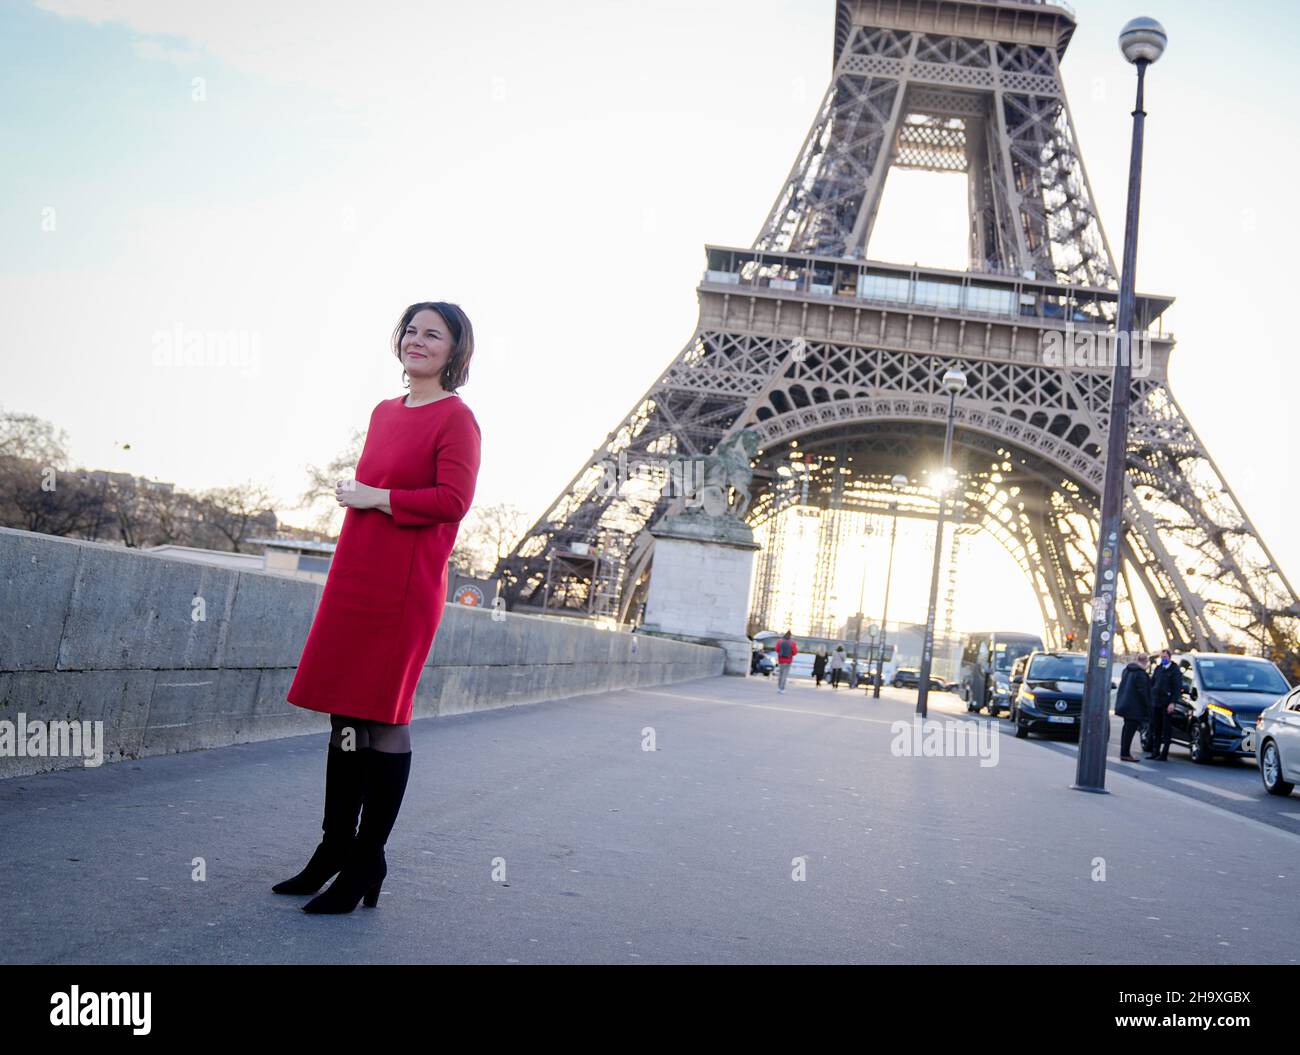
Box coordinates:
[494,0,1300,669]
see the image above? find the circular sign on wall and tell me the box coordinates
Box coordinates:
[454,584,485,607]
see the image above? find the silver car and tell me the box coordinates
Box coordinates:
[1254,686,1300,796]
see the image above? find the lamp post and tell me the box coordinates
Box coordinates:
[874,473,909,698]
[1074,16,1167,793]
[917,369,967,718]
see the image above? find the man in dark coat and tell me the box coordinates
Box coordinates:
[1147,648,1180,761]
[1114,652,1152,762]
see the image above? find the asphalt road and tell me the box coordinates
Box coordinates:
[3,672,1298,964]
[894,681,1300,834]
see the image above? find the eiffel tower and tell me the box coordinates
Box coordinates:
[494,0,1300,668]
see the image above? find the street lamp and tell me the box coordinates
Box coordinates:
[1074,16,1167,793]
[917,368,967,718]
[874,472,909,698]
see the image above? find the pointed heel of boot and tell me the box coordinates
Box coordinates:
[301,850,385,914]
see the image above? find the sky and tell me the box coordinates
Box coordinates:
[3,0,1299,641]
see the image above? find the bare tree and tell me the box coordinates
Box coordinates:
[0,463,102,537]
[104,477,147,547]
[0,411,101,536]
[299,427,366,537]
[198,481,280,552]
[139,485,197,546]
[0,410,70,465]
[453,502,528,577]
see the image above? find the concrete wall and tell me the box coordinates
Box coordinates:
[0,527,724,777]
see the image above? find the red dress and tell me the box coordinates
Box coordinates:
[287,392,481,725]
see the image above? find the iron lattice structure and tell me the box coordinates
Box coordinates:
[494,0,1300,668]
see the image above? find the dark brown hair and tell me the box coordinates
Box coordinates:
[391,301,474,392]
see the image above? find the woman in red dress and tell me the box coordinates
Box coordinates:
[273,301,482,914]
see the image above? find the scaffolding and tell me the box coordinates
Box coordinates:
[808,466,846,636]
[941,524,978,642]
[590,528,630,622]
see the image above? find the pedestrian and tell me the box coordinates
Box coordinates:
[1147,647,1179,761]
[829,645,846,689]
[812,645,829,687]
[749,637,763,675]
[1114,651,1152,762]
[275,301,481,914]
[775,630,798,693]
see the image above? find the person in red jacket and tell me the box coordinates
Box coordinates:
[275,301,481,914]
[775,630,799,694]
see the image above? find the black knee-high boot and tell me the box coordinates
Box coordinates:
[303,749,411,914]
[272,742,367,894]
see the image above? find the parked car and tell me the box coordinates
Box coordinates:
[753,654,774,677]
[1166,652,1291,764]
[892,667,944,692]
[1009,651,1087,740]
[1254,687,1300,795]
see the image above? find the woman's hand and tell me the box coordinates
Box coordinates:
[335,478,392,514]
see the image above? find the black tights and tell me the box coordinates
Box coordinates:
[329,713,411,754]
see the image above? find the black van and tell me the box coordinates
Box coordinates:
[959,630,1045,715]
[1163,652,1291,763]
[1009,651,1087,739]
